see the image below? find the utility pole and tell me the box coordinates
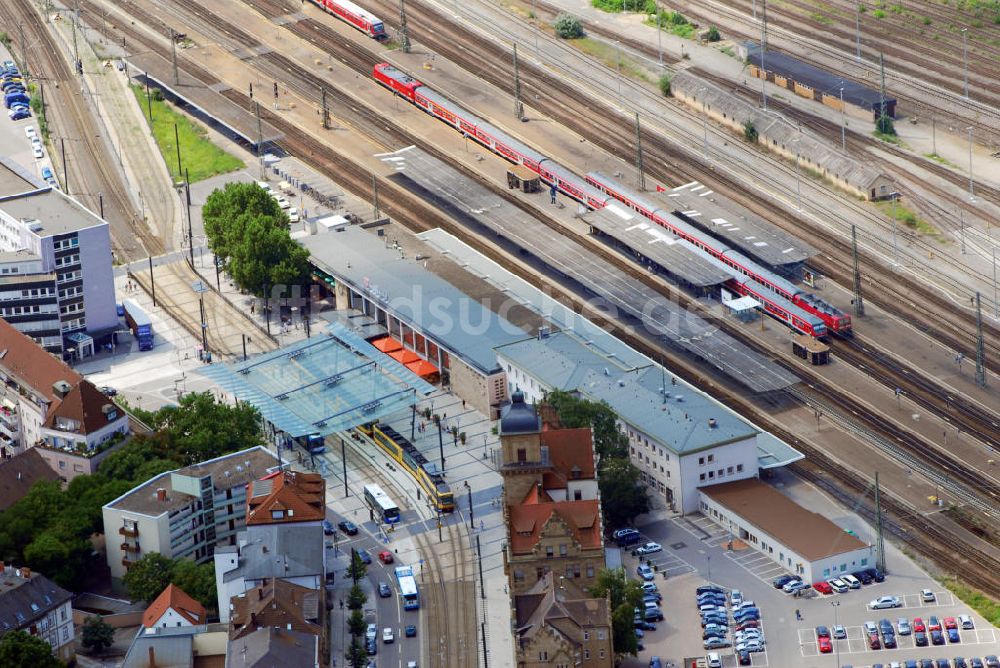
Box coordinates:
[878,52,887,124]
[17,23,27,77]
[371,173,380,220]
[255,101,264,179]
[321,88,330,129]
[615,41,622,98]
[760,0,768,111]
[72,0,81,75]
[656,3,662,66]
[513,43,523,120]
[960,209,966,254]
[174,123,182,176]
[975,292,986,388]
[60,137,68,194]
[839,87,846,150]
[993,248,998,319]
[855,3,862,61]
[875,472,886,573]
[852,224,865,316]
[967,127,975,200]
[890,190,898,260]
[185,167,193,269]
[634,113,645,190]
[932,117,936,155]
[400,0,411,53]
[170,28,179,85]
[961,27,969,98]
[145,74,153,122]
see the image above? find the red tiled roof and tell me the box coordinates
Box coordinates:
[540,429,595,481]
[519,484,554,505]
[508,500,602,554]
[229,579,321,640]
[142,584,206,628]
[43,380,120,434]
[0,318,81,402]
[246,470,325,525]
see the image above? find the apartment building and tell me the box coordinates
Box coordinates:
[0,564,75,662]
[102,446,281,582]
[0,318,128,460]
[0,158,117,356]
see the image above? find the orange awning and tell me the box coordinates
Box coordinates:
[371,337,403,353]
[389,349,421,364]
[405,359,439,378]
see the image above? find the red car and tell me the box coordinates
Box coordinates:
[943,617,958,630]
[813,581,833,595]
[378,550,394,564]
[913,617,926,633]
[868,632,881,650]
[818,637,833,654]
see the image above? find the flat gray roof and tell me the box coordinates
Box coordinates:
[496,331,759,455]
[1,188,106,237]
[226,525,324,582]
[0,158,41,198]
[301,225,526,374]
[584,204,731,286]
[663,182,815,267]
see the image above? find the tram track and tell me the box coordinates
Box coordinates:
[96,0,1000,595]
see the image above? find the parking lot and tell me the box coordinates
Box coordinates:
[797,625,998,657]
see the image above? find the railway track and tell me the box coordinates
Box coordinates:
[97,0,1000,595]
[0,0,159,262]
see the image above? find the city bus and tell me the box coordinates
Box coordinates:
[394,566,419,610]
[363,483,400,524]
[122,299,153,351]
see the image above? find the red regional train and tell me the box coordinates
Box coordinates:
[373,63,845,338]
[309,0,386,39]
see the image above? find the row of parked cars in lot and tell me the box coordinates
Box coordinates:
[843,656,999,668]
[4,61,31,121]
[696,585,763,666]
[772,566,885,598]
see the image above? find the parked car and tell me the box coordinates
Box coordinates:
[637,564,655,581]
[869,596,902,609]
[865,568,886,582]
[958,614,974,629]
[943,617,958,630]
[357,550,372,565]
[913,617,926,632]
[815,626,830,639]
[702,625,727,640]
[736,651,751,666]
[813,581,833,595]
[914,631,928,646]
[928,616,942,631]
[853,570,874,585]
[41,166,53,181]
[921,589,936,602]
[378,582,391,598]
[930,629,945,645]
[863,621,878,636]
[696,592,724,604]
[827,578,849,593]
[736,640,764,653]
[882,633,897,648]
[635,542,662,556]
[378,550,394,564]
[730,589,744,606]
[818,636,832,653]
[867,632,881,650]
[897,618,911,635]
[338,520,359,535]
[986,657,1000,668]
[287,207,300,223]
[954,659,968,668]
[702,637,730,650]
[832,625,847,639]
[842,574,862,589]
[322,519,335,535]
[947,628,960,643]
[785,580,810,594]
[706,653,722,668]
[696,585,724,595]
[772,575,795,589]
[615,528,641,546]
[641,582,659,594]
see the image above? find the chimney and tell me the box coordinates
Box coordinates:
[52,380,72,399]
[156,488,167,502]
[708,418,717,428]
[148,646,157,668]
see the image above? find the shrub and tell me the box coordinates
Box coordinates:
[873,8,886,18]
[590,0,623,11]
[922,16,932,24]
[744,120,759,142]
[876,114,896,136]
[706,25,721,41]
[554,13,585,39]
[658,74,671,97]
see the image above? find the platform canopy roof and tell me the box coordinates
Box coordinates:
[198,323,436,438]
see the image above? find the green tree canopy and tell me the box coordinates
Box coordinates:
[347,609,367,637]
[347,582,367,611]
[544,390,628,458]
[144,392,263,464]
[597,457,650,528]
[171,559,218,614]
[590,568,644,655]
[202,182,310,296]
[554,13,584,38]
[0,630,64,667]
[347,550,368,585]
[81,615,115,654]
[123,552,175,603]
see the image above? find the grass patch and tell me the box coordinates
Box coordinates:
[941,578,1000,627]
[130,85,243,183]
[924,152,959,168]
[873,8,887,17]
[569,37,654,82]
[877,199,938,236]
[874,129,903,145]
[720,45,736,58]
[810,11,834,23]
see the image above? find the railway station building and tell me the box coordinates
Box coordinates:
[301,224,526,417]
[700,478,875,582]
[495,330,802,514]
[670,70,893,201]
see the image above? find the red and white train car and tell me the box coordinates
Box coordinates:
[310,0,386,39]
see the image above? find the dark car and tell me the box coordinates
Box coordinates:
[882,633,897,648]
[323,519,335,535]
[920,661,934,668]
[914,631,928,646]
[405,625,417,638]
[100,385,118,397]
[357,550,372,565]
[936,661,950,668]
[737,650,751,665]
[947,628,960,643]
[879,619,894,635]
[378,582,391,598]
[815,626,830,639]
[931,629,945,645]
[338,520,359,535]
[853,570,874,584]
[696,585,724,595]
[365,638,376,655]
[954,658,968,668]
[773,574,796,588]
[988,658,1000,668]
[971,659,984,668]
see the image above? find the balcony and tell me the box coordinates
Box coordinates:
[120,542,140,553]
[118,525,139,538]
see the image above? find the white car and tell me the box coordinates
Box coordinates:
[706,653,722,668]
[827,578,849,593]
[274,195,290,209]
[635,542,662,555]
[920,589,935,602]
[382,627,394,643]
[24,126,36,139]
[869,596,902,609]
[256,181,271,193]
[958,614,973,629]
[897,617,911,635]
[641,582,659,594]
[32,146,43,159]
[730,589,743,607]
[287,207,300,223]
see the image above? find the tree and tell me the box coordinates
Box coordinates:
[658,74,672,97]
[23,530,91,590]
[0,630,64,668]
[171,559,217,614]
[347,639,368,668]
[554,13,584,39]
[81,615,115,654]
[347,550,368,584]
[545,391,628,458]
[597,458,650,528]
[123,552,174,603]
[202,182,310,297]
[347,609,367,637]
[744,119,759,142]
[610,601,639,655]
[347,583,367,611]
[706,25,721,42]
[146,392,263,464]
[876,113,896,136]
[588,567,643,654]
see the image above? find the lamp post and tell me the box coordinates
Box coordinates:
[832,601,841,666]
[839,87,846,150]
[961,27,969,98]
[436,415,445,471]
[464,480,474,528]
[967,126,975,200]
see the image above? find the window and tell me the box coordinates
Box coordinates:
[698,456,705,465]
[586,563,594,578]
[727,466,734,474]
[584,650,590,659]
[545,546,554,558]
[516,448,526,463]
[583,631,590,640]
[699,473,706,481]
[270,510,284,520]
[574,490,582,501]
[600,650,606,659]
[707,454,715,463]
[736,464,744,472]
[559,544,567,557]
[597,630,606,640]
[708,471,714,479]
